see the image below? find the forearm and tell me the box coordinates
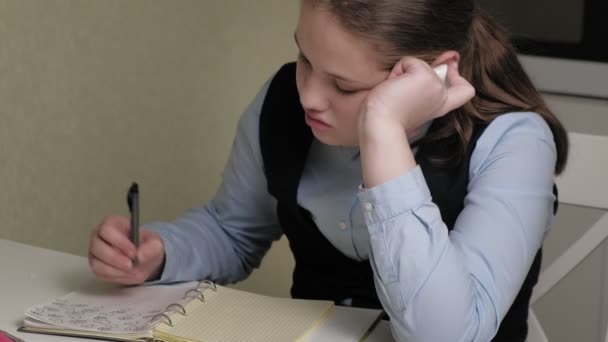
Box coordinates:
[357,116,482,340]
[145,76,281,285]
[360,177,493,341]
[358,115,479,340]
[358,113,417,188]
[145,201,275,285]
[357,113,556,341]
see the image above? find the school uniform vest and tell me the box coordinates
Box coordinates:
[259,62,549,341]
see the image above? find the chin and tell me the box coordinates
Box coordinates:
[311,131,357,147]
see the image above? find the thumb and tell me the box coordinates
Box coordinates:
[441,62,475,113]
[387,57,426,80]
[137,230,165,265]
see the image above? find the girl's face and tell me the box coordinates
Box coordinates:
[295,3,388,146]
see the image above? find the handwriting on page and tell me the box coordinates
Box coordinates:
[25,281,198,334]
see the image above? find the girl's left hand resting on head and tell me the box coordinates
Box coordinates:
[357,57,475,188]
[359,57,474,137]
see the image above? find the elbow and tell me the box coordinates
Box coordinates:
[388,291,500,342]
[229,237,274,281]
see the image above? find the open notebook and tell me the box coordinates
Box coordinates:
[19,280,383,342]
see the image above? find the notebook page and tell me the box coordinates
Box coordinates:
[303,306,383,342]
[25,281,199,335]
[155,285,334,342]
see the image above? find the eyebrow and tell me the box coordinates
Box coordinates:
[293,33,363,85]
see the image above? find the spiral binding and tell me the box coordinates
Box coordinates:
[150,280,217,328]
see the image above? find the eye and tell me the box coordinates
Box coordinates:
[335,83,358,95]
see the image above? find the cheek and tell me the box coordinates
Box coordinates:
[332,96,367,146]
[333,95,366,125]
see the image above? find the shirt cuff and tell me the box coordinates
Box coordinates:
[141,222,176,284]
[357,166,431,225]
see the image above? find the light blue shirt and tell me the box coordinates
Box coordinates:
[146,77,557,341]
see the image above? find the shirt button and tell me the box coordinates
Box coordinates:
[363,202,374,212]
[339,221,347,230]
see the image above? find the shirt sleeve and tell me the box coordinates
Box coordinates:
[357,112,557,341]
[145,78,282,285]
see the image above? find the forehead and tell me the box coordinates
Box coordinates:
[295,3,387,81]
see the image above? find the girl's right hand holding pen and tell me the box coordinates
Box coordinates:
[88,215,165,285]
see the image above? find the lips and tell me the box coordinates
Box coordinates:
[304,112,331,131]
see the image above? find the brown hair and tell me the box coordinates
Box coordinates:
[307,0,568,174]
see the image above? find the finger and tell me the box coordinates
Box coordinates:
[95,271,145,285]
[90,234,134,272]
[443,83,475,113]
[388,57,431,79]
[441,62,476,112]
[97,216,137,259]
[445,61,472,87]
[101,215,131,231]
[89,252,134,279]
[89,252,149,285]
[97,277,141,285]
[137,230,164,264]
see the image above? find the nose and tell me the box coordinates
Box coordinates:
[297,71,329,113]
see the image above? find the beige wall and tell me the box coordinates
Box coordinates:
[2,1,607,340]
[0,0,298,255]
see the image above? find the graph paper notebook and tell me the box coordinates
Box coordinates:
[19,281,337,342]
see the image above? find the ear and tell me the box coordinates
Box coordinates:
[432,51,460,67]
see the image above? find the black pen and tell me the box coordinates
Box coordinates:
[127,182,139,266]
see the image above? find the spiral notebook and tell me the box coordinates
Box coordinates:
[18,280,339,342]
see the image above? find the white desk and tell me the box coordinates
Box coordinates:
[0,239,394,342]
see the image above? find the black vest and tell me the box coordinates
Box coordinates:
[259,63,546,341]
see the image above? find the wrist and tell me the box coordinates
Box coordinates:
[358,113,416,188]
[146,253,166,282]
[358,108,405,143]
